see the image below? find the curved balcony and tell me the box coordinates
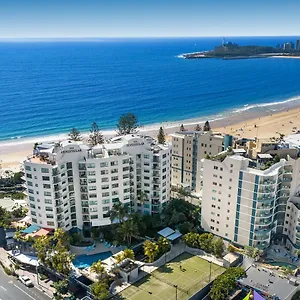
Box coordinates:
[296,232,300,239]
[257,202,274,210]
[256,210,273,218]
[253,233,270,241]
[255,242,269,250]
[255,217,273,226]
[257,195,275,202]
[259,178,276,185]
[254,226,273,235]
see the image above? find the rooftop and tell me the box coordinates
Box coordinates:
[238,266,297,299]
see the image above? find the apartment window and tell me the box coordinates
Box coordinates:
[226,217,229,220]
[226,224,229,227]
[163,154,167,158]
[213,166,218,170]
[60,164,65,169]
[111,169,118,174]
[220,168,223,171]
[227,210,230,213]
[103,206,110,212]
[101,177,109,182]
[42,176,50,181]
[210,226,214,230]
[112,183,119,188]
[211,219,215,222]
[25,166,31,171]
[45,207,53,212]
[111,161,118,166]
[26,173,32,179]
[212,197,216,201]
[91,215,98,219]
[28,189,34,194]
[47,221,55,226]
[43,184,51,189]
[89,200,98,205]
[31,211,36,216]
[41,168,49,173]
[45,199,52,204]
[88,171,96,176]
[89,193,97,198]
[228,194,231,198]
[102,199,110,204]
[123,188,130,193]
[87,163,95,168]
[228,202,231,205]
[211,204,216,208]
[230,170,233,173]
[100,162,108,168]
[89,186,96,191]
[29,196,35,201]
[111,176,118,181]
[27,181,33,186]
[123,159,129,164]
[30,204,36,209]
[230,164,233,168]
[102,185,109,190]
[219,184,222,187]
[46,214,54,219]
[102,192,109,197]
[212,189,217,193]
[144,176,150,180]
[229,178,232,182]
[90,207,98,212]
[229,186,232,190]
[213,174,217,178]
[66,162,72,169]
[213,182,217,186]
[32,218,37,223]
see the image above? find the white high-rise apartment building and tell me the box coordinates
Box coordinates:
[23,135,171,232]
[171,131,224,193]
[201,153,300,254]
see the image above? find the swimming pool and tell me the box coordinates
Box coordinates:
[73,251,113,269]
[267,261,297,270]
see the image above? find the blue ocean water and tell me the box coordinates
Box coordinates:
[1,36,300,141]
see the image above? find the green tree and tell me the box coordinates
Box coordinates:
[282,266,294,276]
[157,237,170,255]
[11,206,27,218]
[115,248,135,264]
[178,222,194,234]
[90,281,110,300]
[212,238,224,258]
[117,220,139,245]
[54,228,69,249]
[179,124,185,132]
[33,235,52,264]
[88,122,104,146]
[91,260,106,280]
[203,120,211,131]
[117,113,138,135]
[143,240,160,263]
[68,128,82,141]
[50,248,75,276]
[0,206,12,227]
[198,233,213,252]
[109,203,129,224]
[53,279,68,297]
[195,124,202,131]
[157,127,166,144]
[210,267,246,300]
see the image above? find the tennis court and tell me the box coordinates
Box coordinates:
[113,252,225,300]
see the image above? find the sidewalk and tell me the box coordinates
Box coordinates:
[0,247,54,298]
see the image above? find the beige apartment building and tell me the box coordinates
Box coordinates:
[171,131,224,193]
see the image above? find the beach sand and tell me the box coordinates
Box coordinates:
[1,107,300,171]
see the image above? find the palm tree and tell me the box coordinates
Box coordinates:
[90,260,106,280]
[157,237,170,254]
[143,240,159,263]
[115,248,135,264]
[117,220,139,245]
[109,202,129,224]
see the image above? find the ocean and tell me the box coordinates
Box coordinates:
[1,36,300,142]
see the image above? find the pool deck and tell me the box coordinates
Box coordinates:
[70,242,123,256]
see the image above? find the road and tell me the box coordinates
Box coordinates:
[0,267,51,300]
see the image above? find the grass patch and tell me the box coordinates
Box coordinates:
[114,252,225,300]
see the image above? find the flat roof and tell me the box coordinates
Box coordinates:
[238,266,297,299]
[157,227,175,238]
[257,154,273,159]
[167,231,182,241]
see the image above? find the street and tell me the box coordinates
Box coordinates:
[0,267,51,300]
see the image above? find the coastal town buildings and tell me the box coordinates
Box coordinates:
[23,135,171,232]
[201,152,300,254]
[296,39,300,50]
[170,130,224,193]
[283,42,294,50]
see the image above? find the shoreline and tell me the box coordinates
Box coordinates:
[2,105,300,172]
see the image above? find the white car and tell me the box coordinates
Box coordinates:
[19,275,33,287]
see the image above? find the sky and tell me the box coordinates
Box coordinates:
[0,0,300,38]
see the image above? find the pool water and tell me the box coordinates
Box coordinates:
[73,251,113,269]
[267,261,297,270]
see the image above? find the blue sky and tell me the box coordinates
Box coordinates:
[1,0,300,38]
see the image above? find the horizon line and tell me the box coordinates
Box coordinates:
[0,35,300,41]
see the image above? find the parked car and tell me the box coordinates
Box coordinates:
[18,275,33,287]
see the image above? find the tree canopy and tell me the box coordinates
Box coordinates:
[210,267,245,300]
[117,113,138,135]
[88,122,104,146]
[90,281,110,300]
[203,121,211,131]
[68,128,82,141]
[157,127,166,144]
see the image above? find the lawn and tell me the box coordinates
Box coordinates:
[114,252,225,300]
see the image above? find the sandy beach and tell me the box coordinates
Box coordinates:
[1,107,300,172]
